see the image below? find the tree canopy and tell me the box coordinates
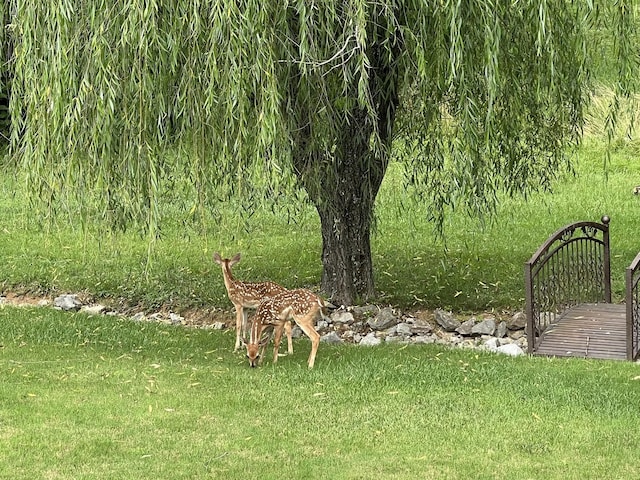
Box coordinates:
[2,1,638,304]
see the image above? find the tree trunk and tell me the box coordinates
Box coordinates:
[294,111,388,306]
[314,161,380,305]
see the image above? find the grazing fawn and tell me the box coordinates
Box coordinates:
[213,252,288,352]
[244,288,328,369]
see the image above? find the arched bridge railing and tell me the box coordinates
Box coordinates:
[625,252,640,361]
[525,216,611,354]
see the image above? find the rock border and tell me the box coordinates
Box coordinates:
[0,293,528,357]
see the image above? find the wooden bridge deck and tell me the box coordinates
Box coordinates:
[533,303,627,361]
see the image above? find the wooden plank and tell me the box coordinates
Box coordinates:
[533,303,627,360]
[541,340,625,347]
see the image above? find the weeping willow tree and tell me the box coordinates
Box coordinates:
[3,1,638,304]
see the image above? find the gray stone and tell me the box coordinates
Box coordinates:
[456,319,476,336]
[434,309,460,332]
[292,326,303,339]
[131,312,146,321]
[472,318,496,336]
[341,330,354,341]
[410,322,433,335]
[516,337,528,349]
[321,331,343,344]
[3,289,540,357]
[81,305,107,315]
[508,311,527,330]
[359,332,381,346]
[316,320,329,331]
[352,321,364,331]
[496,344,525,357]
[385,335,406,344]
[508,329,526,340]
[436,332,463,345]
[367,307,399,330]
[413,335,436,344]
[495,321,508,338]
[483,337,500,351]
[385,325,398,336]
[396,322,413,336]
[331,310,355,325]
[54,294,82,311]
[459,339,477,349]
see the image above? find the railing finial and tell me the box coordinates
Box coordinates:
[601,215,610,225]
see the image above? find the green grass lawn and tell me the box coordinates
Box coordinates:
[1,306,639,479]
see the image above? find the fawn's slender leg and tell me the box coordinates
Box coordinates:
[233,303,244,352]
[295,312,321,369]
[272,321,294,364]
[285,321,293,354]
[242,309,249,344]
[272,323,285,364]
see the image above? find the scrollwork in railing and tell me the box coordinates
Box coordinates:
[530,220,607,274]
[581,225,599,239]
[559,227,577,244]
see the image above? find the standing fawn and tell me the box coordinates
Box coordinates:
[244,288,329,369]
[213,252,288,352]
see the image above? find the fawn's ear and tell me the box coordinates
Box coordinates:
[241,337,248,346]
[230,253,241,265]
[213,252,222,264]
[323,300,338,310]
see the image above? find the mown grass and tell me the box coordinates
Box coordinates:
[1,138,640,313]
[1,306,639,479]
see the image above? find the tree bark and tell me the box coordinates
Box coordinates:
[294,110,388,306]
[317,208,374,305]
[314,155,384,305]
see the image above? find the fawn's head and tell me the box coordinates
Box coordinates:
[242,336,270,368]
[213,252,241,268]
